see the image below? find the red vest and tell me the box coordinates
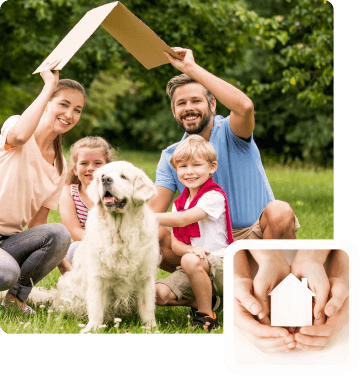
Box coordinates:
[173,178,234,245]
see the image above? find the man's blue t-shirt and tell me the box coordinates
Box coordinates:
[155,115,275,229]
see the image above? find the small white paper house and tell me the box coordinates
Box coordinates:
[268,273,316,327]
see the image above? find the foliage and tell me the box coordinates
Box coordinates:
[245,0,333,108]
[0,0,333,166]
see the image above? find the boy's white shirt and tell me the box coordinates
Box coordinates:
[172,190,228,257]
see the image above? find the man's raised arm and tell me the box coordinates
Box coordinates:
[164,47,255,139]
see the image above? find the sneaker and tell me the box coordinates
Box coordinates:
[192,312,219,331]
[1,299,36,315]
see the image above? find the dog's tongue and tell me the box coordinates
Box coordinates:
[103,196,115,204]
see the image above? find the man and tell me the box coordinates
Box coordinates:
[149,47,299,272]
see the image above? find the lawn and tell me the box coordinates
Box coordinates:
[0,150,333,334]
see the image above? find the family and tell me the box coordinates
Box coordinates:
[0,47,348,343]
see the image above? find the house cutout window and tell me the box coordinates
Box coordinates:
[268,273,316,327]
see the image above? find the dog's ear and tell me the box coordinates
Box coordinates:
[87,170,101,206]
[133,173,157,205]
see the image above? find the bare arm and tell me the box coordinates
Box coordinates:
[27,206,50,229]
[6,59,61,147]
[148,186,175,213]
[292,249,331,266]
[164,48,255,139]
[248,249,288,266]
[155,207,208,227]
[59,185,85,241]
[170,232,192,257]
[327,249,349,285]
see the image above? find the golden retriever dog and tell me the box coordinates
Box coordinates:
[28,161,160,333]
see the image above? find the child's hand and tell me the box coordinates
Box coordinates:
[251,253,291,324]
[188,247,210,259]
[291,259,330,325]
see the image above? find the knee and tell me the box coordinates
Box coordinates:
[155,283,172,306]
[0,259,20,291]
[181,253,201,272]
[47,224,71,257]
[263,200,294,226]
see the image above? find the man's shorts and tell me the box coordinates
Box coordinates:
[232,209,301,240]
[156,254,223,301]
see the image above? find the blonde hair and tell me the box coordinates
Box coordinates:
[66,136,117,186]
[170,135,217,169]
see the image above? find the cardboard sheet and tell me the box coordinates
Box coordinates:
[33,1,181,73]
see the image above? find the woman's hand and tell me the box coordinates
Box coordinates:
[40,58,62,88]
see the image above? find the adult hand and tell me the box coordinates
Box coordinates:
[163,47,196,75]
[295,277,349,351]
[40,58,61,88]
[234,277,296,353]
[291,258,330,325]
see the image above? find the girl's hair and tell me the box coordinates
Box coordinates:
[66,136,117,186]
[170,135,217,169]
[50,79,86,176]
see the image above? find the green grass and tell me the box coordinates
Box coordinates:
[0,150,332,334]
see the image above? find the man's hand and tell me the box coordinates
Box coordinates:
[234,277,296,353]
[164,47,196,75]
[295,277,349,351]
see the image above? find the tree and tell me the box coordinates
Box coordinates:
[0,0,333,165]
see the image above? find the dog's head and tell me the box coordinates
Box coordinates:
[87,161,157,214]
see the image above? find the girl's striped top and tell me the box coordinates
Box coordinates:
[70,184,89,229]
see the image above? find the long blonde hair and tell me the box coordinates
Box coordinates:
[66,136,116,187]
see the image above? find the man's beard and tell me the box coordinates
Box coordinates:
[176,110,212,135]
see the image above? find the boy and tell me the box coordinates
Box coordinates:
[155,135,233,331]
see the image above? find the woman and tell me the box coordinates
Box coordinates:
[0,59,86,314]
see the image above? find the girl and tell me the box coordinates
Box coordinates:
[0,59,86,314]
[59,136,116,270]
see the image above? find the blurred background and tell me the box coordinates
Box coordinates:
[0,0,333,167]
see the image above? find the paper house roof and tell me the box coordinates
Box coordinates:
[268,273,316,297]
[33,1,182,74]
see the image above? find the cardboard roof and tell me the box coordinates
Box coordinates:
[33,1,182,74]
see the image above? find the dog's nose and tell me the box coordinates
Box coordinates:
[101,175,113,185]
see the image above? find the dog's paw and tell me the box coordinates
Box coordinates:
[80,322,99,334]
[146,318,157,328]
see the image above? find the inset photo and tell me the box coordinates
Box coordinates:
[224,240,357,375]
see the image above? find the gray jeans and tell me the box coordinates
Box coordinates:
[0,223,70,301]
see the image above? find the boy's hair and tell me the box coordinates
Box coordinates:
[66,136,117,186]
[166,74,214,108]
[170,135,217,169]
